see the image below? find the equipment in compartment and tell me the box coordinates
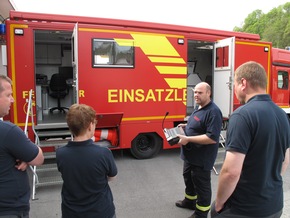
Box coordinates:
[36,74,48,85]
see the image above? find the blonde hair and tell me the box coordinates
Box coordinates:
[235,61,267,89]
[0,75,12,93]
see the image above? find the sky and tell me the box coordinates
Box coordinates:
[11,0,290,31]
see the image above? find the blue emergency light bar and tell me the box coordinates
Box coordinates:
[0,24,6,35]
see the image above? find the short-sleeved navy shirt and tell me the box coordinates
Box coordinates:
[226,94,290,216]
[56,139,118,218]
[181,101,223,170]
[0,121,39,215]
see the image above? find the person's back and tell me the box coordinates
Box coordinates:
[211,61,290,218]
[227,94,290,216]
[57,141,117,217]
[56,104,117,218]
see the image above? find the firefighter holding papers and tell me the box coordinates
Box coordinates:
[176,82,222,218]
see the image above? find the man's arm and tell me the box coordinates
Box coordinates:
[16,147,44,170]
[178,134,217,145]
[105,148,118,182]
[28,147,44,166]
[215,151,245,212]
[281,148,290,175]
[108,176,117,181]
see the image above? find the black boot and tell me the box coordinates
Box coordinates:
[189,209,209,218]
[175,198,196,210]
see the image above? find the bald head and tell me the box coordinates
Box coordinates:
[195,82,211,93]
[194,82,212,108]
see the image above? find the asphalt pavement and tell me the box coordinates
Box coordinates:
[29,148,290,218]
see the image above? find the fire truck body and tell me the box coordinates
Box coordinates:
[3,11,290,159]
[271,48,290,112]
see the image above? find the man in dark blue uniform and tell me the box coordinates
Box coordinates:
[0,75,44,218]
[56,104,118,218]
[211,61,290,218]
[176,82,223,218]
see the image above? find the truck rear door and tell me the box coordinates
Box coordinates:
[71,23,79,103]
[213,37,271,118]
[213,37,235,119]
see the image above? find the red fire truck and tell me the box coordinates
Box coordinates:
[2,11,290,159]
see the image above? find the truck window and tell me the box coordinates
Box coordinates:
[92,39,134,67]
[278,71,288,89]
[215,46,229,68]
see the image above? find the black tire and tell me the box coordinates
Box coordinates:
[222,119,228,130]
[130,133,162,159]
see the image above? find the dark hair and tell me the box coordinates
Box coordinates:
[66,104,96,137]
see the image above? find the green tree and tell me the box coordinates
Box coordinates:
[233,2,290,49]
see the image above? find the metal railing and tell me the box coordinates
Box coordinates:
[23,89,39,200]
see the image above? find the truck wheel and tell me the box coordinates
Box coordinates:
[130,133,162,159]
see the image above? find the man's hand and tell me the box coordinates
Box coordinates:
[215,201,224,213]
[177,123,187,128]
[177,134,189,145]
[15,159,28,171]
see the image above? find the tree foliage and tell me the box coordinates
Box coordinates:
[233,2,290,48]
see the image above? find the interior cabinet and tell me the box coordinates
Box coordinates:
[35,44,62,64]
